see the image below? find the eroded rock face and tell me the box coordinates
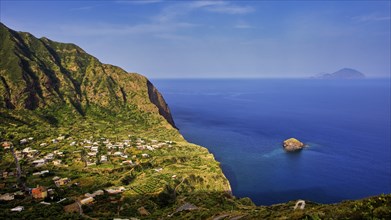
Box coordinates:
[147,80,176,128]
[283,138,304,152]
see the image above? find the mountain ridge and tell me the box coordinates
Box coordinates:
[0,22,175,128]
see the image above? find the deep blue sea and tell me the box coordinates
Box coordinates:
[152,79,391,205]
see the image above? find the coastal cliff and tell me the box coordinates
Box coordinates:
[0,23,233,218]
[0,22,175,128]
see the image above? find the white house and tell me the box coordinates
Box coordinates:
[121,160,133,165]
[87,152,97,157]
[80,197,94,205]
[11,206,24,212]
[100,155,108,163]
[53,160,62,166]
[44,153,54,160]
[32,159,46,167]
[113,152,123,156]
[0,193,14,201]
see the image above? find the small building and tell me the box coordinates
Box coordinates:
[141,153,150,158]
[100,155,108,163]
[87,152,97,157]
[80,197,94,205]
[33,170,49,176]
[113,152,123,156]
[87,162,96,166]
[22,147,33,153]
[32,186,48,199]
[53,160,62,166]
[154,168,163,172]
[105,187,125,194]
[41,170,49,175]
[44,153,55,160]
[84,189,104,198]
[32,159,46,167]
[20,139,28,144]
[40,143,47,147]
[121,160,133,165]
[10,206,24,212]
[1,141,12,149]
[53,150,63,155]
[0,193,15,201]
[54,178,70,187]
[137,146,146,150]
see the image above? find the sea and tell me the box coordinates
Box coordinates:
[151,78,391,205]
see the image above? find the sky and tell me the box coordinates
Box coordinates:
[0,0,390,78]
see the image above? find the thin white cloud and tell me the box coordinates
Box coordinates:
[190,1,255,15]
[234,24,253,29]
[352,14,390,22]
[60,22,196,36]
[189,0,226,9]
[154,0,255,23]
[206,4,255,15]
[234,21,254,29]
[66,1,255,39]
[70,4,104,11]
[115,0,163,4]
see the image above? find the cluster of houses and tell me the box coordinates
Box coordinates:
[79,137,173,167]
[80,187,126,205]
[0,136,175,213]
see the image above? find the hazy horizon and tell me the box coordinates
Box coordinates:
[1,0,390,78]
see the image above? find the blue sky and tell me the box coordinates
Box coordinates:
[1,0,390,78]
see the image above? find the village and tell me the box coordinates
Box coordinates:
[0,135,177,216]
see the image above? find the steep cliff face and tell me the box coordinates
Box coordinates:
[0,22,175,127]
[147,80,176,128]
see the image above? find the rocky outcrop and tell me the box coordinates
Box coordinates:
[0,22,176,127]
[147,80,176,128]
[283,138,304,152]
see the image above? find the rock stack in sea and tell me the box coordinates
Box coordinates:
[283,138,304,152]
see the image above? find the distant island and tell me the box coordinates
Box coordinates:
[312,68,366,79]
